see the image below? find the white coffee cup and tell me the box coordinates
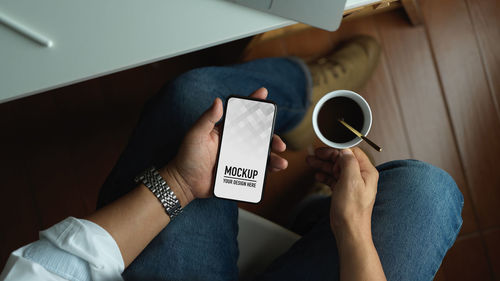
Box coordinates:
[312,90,372,149]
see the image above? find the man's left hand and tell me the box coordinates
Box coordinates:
[161,87,288,206]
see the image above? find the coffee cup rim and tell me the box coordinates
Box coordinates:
[312,90,372,149]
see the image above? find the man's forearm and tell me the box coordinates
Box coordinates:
[336,227,386,281]
[85,165,191,268]
[86,185,169,267]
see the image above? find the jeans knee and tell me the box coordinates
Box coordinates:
[377,160,464,224]
[164,67,222,114]
[172,67,221,99]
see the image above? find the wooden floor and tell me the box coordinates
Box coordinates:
[0,0,499,279]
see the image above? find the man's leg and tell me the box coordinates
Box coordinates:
[257,160,464,281]
[97,57,311,280]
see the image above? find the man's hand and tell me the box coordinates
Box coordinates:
[307,147,386,281]
[306,147,379,239]
[162,87,288,207]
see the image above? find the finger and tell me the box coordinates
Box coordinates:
[315,172,336,187]
[315,147,335,160]
[315,147,340,162]
[272,135,286,153]
[338,148,362,183]
[269,152,288,171]
[333,159,341,180]
[351,147,376,172]
[193,98,224,134]
[270,167,282,172]
[249,87,268,100]
[306,156,334,175]
[213,123,222,136]
[351,147,378,185]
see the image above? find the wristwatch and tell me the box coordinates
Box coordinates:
[134,166,183,220]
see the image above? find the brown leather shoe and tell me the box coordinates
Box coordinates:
[283,35,381,150]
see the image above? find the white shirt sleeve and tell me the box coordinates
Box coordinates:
[0,217,125,281]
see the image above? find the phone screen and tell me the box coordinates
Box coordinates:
[213,96,277,203]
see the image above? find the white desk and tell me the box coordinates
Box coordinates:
[0,0,375,104]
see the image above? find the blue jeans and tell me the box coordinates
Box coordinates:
[97,58,463,281]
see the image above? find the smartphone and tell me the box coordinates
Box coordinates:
[213,95,277,203]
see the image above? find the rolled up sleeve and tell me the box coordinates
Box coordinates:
[0,217,124,281]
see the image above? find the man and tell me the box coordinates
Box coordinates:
[0,36,463,281]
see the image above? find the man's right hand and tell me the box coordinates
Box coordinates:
[307,147,386,281]
[306,147,379,241]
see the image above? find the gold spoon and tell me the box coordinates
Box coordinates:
[338,119,382,152]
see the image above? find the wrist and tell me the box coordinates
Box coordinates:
[331,208,373,239]
[334,221,373,250]
[160,163,194,207]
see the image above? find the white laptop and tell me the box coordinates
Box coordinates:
[232,0,348,31]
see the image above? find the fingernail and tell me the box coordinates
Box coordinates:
[341,149,353,155]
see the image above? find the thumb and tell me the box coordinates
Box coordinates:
[338,149,362,183]
[192,98,223,134]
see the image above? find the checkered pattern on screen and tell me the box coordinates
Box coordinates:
[224,98,274,157]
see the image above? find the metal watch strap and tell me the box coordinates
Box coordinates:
[134,166,183,220]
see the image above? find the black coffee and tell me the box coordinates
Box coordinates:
[317,97,364,143]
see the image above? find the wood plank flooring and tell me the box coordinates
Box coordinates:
[0,2,498,280]
[375,10,478,234]
[466,0,500,115]
[421,0,500,231]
